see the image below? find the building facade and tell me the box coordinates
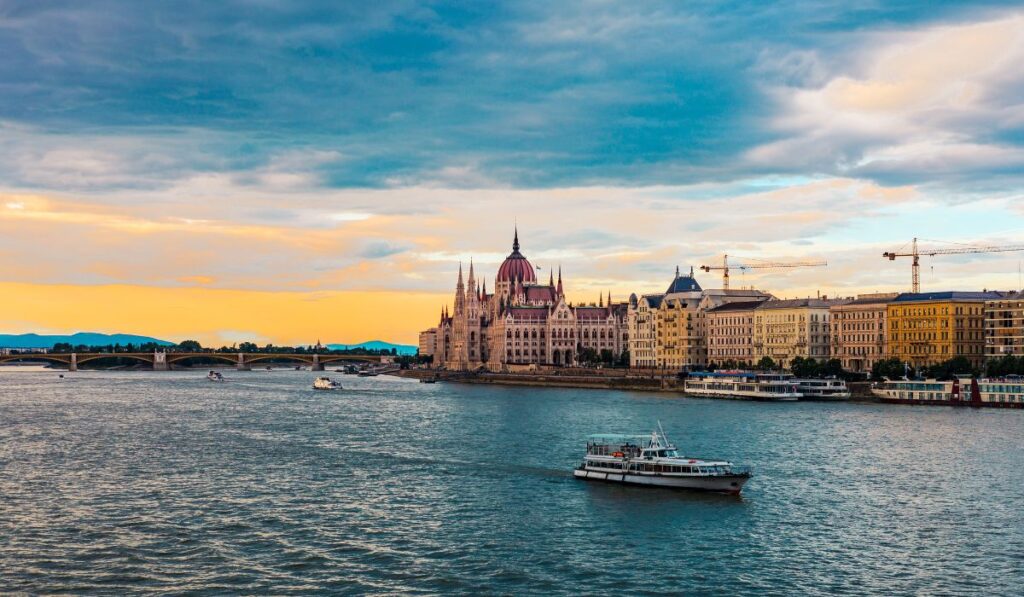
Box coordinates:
[887,292,1001,369]
[753,298,847,364]
[432,231,629,371]
[628,294,662,368]
[705,299,768,366]
[985,291,1024,358]
[417,328,437,358]
[829,293,898,373]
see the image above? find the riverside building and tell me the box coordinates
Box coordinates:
[829,293,899,373]
[627,294,662,368]
[886,291,1002,369]
[706,299,770,366]
[985,291,1024,358]
[753,298,848,364]
[427,230,629,371]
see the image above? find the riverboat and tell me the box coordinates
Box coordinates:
[794,378,851,400]
[574,427,752,494]
[312,376,343,390]
[207,371,224,382]
[683,371,802,401]
[872,376,1024,408]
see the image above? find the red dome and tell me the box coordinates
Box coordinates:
[496,229,536,284]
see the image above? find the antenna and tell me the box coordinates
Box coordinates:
[657,420,671,447]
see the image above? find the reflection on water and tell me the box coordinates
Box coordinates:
[1,370,1022,595]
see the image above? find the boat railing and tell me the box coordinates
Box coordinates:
[728,465,753,476]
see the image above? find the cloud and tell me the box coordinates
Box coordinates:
[748,13,1024,189]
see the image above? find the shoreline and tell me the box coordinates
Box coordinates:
[393,369,880,401]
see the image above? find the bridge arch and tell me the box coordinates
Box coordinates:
[76,353,154,366]
[165,353,239,366]
[0,354,72,366]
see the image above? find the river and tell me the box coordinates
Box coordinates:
[2,370,1022,595]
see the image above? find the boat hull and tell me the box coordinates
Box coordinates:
[574,468,749,494]
[683,388,800,401]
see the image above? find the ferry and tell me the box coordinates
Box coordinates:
[312,376,343,390]
[574,427,751,494]
[207,371,224,382]
[872,376,1024,408]
[794,378,851,400]
[684,371,802,401]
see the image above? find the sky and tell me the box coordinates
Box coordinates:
[2,1,1024,346]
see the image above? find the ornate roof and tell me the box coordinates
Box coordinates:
[496,228,537,284]
[665,266,702,294]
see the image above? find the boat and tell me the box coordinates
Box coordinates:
[574,426,752,494]
[683,371,802,401]
[794,378,851,400]
[207,371,224,382]
[312,376,343,390]
[420,377,437,384]
[357,370,379,377]
[872,376,1024,408]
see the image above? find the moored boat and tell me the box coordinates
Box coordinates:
[684,371,801,401]
[573,427,752,494]
[795,378,851,400]
[312,376,343,390]
[872,376,1024,408]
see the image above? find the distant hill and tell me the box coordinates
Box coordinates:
[326,340,417,355]
[0,332,174,349]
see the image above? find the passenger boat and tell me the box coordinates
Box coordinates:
[683,371,801,401]
[207,371,224,382]
[574,427,752,494]
[357,370,379,377]
[312,376,343,390]
[794,378,851,400]
[872,376,1024,408]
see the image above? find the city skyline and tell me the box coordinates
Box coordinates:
[2,2,1024,345]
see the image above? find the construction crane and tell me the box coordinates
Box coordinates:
[699,255,827,290]
[883,237,1024,293]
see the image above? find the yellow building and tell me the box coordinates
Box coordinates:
[985,291,1024,358]
[887,292,1001,369]
[753,298,847,364]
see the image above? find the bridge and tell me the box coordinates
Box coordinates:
[0,351,385,372]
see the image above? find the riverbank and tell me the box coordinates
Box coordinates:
[393,369,878,399]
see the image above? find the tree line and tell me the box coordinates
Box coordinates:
[49,340,403,356]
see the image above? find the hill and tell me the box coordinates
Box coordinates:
[0,332,174,349]
[326,340,417,355]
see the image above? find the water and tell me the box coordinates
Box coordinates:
[2,370,1022,595]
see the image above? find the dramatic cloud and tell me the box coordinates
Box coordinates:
[1,1,1023,342]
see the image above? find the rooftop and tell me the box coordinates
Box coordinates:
[893,291,1004,302]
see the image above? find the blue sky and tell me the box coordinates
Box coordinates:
[2,1,1024,341]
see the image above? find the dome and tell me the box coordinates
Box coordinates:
[496,229,537,284]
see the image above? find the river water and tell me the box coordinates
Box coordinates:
[1,370,1022,595]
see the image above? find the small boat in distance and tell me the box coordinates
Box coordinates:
[684,371,801,401]
[207,371,225,382]
[574,425,752,494]
[312,376,343,390]
[357,370,379,377]
[795,378,851,400]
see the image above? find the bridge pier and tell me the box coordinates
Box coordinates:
[153,351,169,371]
[237,353,251,371]
[69,353,77,372]
[311,354,325,371]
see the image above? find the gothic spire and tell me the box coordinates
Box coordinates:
[457,262,464,287]
[512,226,520,252]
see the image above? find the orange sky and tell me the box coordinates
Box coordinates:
[0,282,445,346]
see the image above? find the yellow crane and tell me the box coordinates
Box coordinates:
[699,255,827,290]
[883,237,1024,293]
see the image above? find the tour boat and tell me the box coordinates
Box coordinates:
[794,378,851,400]
[574,428,751,494]
[872,376,1024,408]
[683,371,802,401]
[312,376,343,390]
[207,371,224,382]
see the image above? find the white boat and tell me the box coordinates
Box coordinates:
[312,376,343,390]
[207,371,224,382]
[794,378,851,400]
[872,376,1024,408]
[684,371,802,401]
[574,427,751,494]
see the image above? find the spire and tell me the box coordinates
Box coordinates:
[468,258,475,287]
[457,262,464,287]
[675,265,680,278]
[608,290,613,306]
[482,279,487,297]
[689,265,694,277]
[513,226,520,252]
[557,265,564,297]
[549,268,554,287]
[599,294,604,307]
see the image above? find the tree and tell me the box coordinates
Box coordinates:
[820,359,845,378]
[923,356,975,380]
[52,342,73,353]
[756,356,777,371]
[599,349,614,366]
[177,339,203,352]
[872,358,910,380]
[789,356,819,377]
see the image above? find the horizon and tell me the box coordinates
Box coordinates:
[2,2,1024,345]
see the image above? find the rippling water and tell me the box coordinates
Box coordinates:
[2,369,1022,595]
